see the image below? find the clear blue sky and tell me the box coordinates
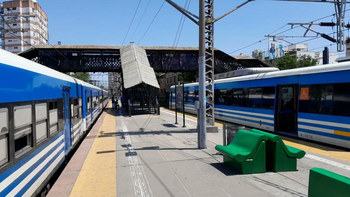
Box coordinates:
[38,0,346,83]
[39,0,345,56]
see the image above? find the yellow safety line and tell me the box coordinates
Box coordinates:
[70,104,117,197]
[161,108,350,162]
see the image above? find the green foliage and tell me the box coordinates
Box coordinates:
[70,72,90,82]
[297,54,318,68]
[178,72,198,83]
[275,54,317,70]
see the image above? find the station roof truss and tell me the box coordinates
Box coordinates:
[19,45,270,73]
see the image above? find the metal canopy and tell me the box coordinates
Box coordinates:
[121,43,160,89]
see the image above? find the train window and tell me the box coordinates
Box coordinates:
[35,103,48,144]
[49,101,57,110]
[188,91,195,103]
[14,104,33,157]
[0,108,9,167]
[71,98,79,125]
[194,91,199,101]
[79,98,82,118]
[319,85,333,115]
[299,85,319,114]
[216,89,228,105]
[333,83,350,117]
[232,89,247,107]
[262,87,275,109]
[248,88,263,108]
[49,101,58,135]
[184,91,189,102]
[87,97,90,114]
[14,105,32,129]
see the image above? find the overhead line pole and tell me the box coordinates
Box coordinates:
[166,0,252,149]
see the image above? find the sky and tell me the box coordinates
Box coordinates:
[37,0,348,83]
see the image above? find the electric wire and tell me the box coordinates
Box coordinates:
[138,1,166,45]
[130,0,151,41]
[122,0,142,45]
[228,9,350,55]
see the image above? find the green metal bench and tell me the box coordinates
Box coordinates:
[250,129,305,172]
[215,130,268,174]
[309,168,350,197]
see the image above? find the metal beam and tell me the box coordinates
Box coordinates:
[303,23,313,36]
[275,0,350,3]
[265,35,317,38]
[165,0,199,25]
[335,0,346,51]
[215,0,253,22]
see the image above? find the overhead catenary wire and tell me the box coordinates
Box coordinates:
[130,0,151,41]
[228,9,350,55]
[163,0,191,77]
[122,0,142,45]
[138,0,166,45]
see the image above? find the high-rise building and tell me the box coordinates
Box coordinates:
[0,0,48,53]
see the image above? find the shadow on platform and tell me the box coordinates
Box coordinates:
[97,129,197,139]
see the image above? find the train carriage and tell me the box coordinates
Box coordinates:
[0,49,108,196]
[170,63,350,149]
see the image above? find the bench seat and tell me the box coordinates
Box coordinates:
[250,129,305,172]
[215,130,268,174]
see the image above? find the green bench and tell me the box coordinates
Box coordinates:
[250,129,305,172]
[215,130,268,174]
[309,168,350,197]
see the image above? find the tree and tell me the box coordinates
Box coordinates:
[178,72,198,83]
[69,72,90,82]
[274,54,317,70]
[297,54,318,68]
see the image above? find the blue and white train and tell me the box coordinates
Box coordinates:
[170,63,350,149]
[0,49,108,196]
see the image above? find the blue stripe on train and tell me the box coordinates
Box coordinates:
[299,128,350,141]
[17,149,65,196]
[215,105,275,115]
[0,63,82,102]
[0,132,63,182]
[299,112,350,125]
[1,137,64,195]
[215,109,274,121]
[299,121,350,133]
[215,112,274,127]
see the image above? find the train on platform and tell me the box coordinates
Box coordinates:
[170,63,350,149]
[0,49,109,196]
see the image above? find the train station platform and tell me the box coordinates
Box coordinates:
[47,105,350,197]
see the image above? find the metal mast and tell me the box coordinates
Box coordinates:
[335,0,346,51]
[204,0,215,127]
[166,0,252,149]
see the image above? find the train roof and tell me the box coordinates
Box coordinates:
[0,49,103,91]
[170,61,350,88]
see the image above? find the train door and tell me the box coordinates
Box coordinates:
[275,84,298,135]
[90,90,93,122]
[63,90,72,153]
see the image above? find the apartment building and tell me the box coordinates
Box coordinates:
[1,0,48,53]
